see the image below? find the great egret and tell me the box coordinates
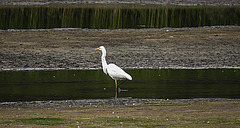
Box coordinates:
[95,46,132,94]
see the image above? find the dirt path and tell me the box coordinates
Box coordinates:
[0,26,240,70]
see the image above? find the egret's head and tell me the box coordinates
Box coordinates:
[95,46,106,56]
[95,46,105,51]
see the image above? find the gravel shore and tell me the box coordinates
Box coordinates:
[1,26,240,70]
[1,98,240,108]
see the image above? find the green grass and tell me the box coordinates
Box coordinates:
[16,117,65,126]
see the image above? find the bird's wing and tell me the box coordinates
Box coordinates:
[106,64,132,80]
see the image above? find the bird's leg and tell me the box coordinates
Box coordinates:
[117,80,127,88]
[115,80,118,90]
[115,80,118,99]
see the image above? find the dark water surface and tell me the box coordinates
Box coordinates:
[0,69,239,102]
[0,5,240,29]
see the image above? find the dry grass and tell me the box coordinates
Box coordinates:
[1,101,240,127]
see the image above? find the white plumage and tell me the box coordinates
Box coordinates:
[95,46,132,89]
[106,64,132,81]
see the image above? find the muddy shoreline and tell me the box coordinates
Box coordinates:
[1,0,240,6]
[1,26,240,70]
[1,98,240,108]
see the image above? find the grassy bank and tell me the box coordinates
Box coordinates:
[1,101,240,127]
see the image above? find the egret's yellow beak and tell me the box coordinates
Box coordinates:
[95,48,100,50]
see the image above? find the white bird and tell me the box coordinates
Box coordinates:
[95,46,132,91]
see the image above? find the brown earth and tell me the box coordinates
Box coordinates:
[0,26,240,70]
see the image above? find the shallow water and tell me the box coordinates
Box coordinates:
[0,5,240,29]
[0,69,239,102]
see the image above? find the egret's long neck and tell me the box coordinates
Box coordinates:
[101,49,108,74]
